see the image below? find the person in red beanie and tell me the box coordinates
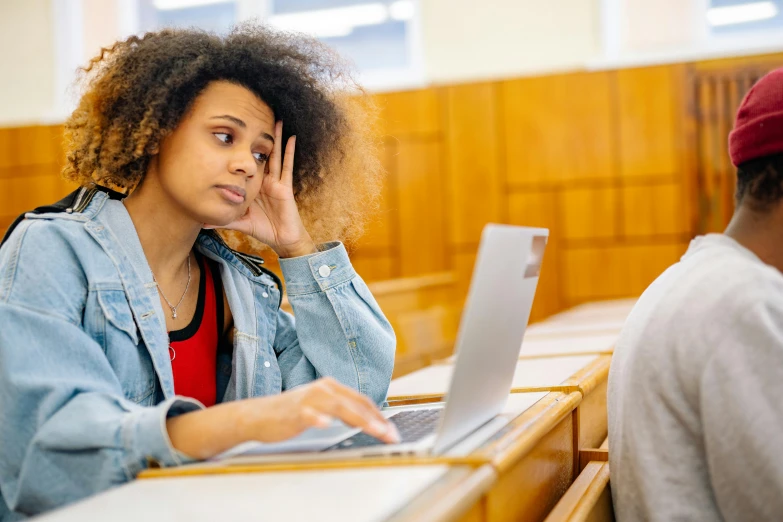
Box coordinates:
[607,67,783,522]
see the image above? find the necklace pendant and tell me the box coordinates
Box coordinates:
[172,309,177,319]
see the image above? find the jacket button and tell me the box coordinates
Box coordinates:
[264,361,271,368]
[262,292,269,298]
[318,265,331,277]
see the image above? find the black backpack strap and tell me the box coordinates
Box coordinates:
[0,185,126,250]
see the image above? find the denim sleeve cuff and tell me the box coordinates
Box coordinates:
[279,241,357,296]
[122,396,204,476]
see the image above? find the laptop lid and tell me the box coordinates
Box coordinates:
[431,224,548,454]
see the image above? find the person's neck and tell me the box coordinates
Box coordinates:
[724,201,783,273]
[122,176,202,282]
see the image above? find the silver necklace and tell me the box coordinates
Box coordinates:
[152,255,192,319]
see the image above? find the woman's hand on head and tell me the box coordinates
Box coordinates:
[206,121,318,258]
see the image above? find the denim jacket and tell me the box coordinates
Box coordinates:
[0,189,395,519]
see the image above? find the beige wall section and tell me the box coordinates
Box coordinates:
[0,0,56,126]
[420,0,602,83]
[82,0,123,63]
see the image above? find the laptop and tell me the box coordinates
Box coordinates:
[218,224,549,462]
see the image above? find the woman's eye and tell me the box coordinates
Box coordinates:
[253,152,269,164]
[214,132,233,144]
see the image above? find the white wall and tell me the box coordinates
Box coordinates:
[0,0,56,126]
[420,0,602,84]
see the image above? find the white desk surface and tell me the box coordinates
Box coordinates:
[519,333,617,356]
[387,355,598,398]
[36,393,551,522]
[439,333,617,364]
[524,319,626,337]
[38,465,455,522]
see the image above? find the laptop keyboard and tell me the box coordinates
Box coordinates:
[324,409,442,451]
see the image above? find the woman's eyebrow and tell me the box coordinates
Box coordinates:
[210,114,275,143]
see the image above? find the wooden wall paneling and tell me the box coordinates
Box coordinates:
[451,249,479,299]
[616,65,682,179]
[0,167,69,219]
[561,246,632,305]
[396,138,448,277]
[350,136,399,281]
[562,242,688,305]
[0,127,17,170]
[623,242,689,295]
[374,88,442,138]
[13,125,63,167]
[444,82,502,247]
[696,76,720,233]
[350,255,396,282]
[692,52,783,72]
[714,76,733,228]
[507,189,563,321]
[500,72,615,186]
[621,182,689,237]
[559,187,618,241]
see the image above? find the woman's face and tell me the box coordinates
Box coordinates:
[151,81,275,226]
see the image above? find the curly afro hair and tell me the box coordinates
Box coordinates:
[63,23,382,247]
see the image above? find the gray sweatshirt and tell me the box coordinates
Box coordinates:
[608,234,783,521]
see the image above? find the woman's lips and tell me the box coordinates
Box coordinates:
[216,185,246,204]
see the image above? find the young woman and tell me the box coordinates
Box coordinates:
[0,26,397,518]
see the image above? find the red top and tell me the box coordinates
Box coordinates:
[169,254,224,407]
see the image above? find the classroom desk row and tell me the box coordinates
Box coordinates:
[39,299,633,522]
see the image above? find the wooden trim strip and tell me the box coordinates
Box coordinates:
[138,455,488,480]
[558,355,612,397]
[579,449,609,472]
[543,462,610,522]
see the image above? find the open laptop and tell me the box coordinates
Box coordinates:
[219,224,549,462]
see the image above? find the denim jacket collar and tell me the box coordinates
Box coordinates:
[85,191,279,400]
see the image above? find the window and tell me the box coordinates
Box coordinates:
[133,0,424,90]
[708,1,783,35]
[138,0,238,35]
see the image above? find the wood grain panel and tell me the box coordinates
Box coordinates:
[501,72,615,186]
[621,182,690,237]
[616,65,683,179]
[623,242,688,296]
[396,139,448,277]
[14,125,63,166]
[0,169,73,218]
[485,413,576,522]
[349,254,396,282]
[562,242,687,304]
[360,139,397,251]
[560,188,618,241]
[507,190,559,230]
[374,88,442,137]
[561,246,633,305]
[508,190,562,321]
[445,83,502,245]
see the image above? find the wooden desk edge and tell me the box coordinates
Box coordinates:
[387,385,582,405]
[559,355,612,397]
[388,464,497,522]
[476,391,583,473]
[138,455,487,479]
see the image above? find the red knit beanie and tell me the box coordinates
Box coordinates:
[729,67,783,167]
